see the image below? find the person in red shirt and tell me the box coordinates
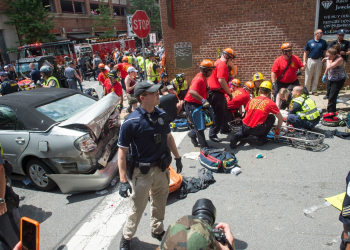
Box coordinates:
[230,81,283,149]
[207,48,236,142]
[271,43,304,99]
[116,56,132,91]
[97,63,109,97]
[184,59,215,148]
[103,70,123,112]
[226,81,254,121]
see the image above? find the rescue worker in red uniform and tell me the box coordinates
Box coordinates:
[271,43,304,99]
[208,48,235,142]
[184,59,215,148]
[226,81,254,120]
[117,56,132,91]
[229,81,283,149]
[103,70,124,113]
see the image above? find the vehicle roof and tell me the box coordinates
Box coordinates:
[0,88,94,131]
[18,56,56,64]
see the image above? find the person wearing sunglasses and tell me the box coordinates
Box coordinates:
[303,29,328,96]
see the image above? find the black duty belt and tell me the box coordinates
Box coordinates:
[310,57,321,60]
[136,160,159,168]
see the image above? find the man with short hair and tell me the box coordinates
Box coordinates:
[304,29,328,95]
[0,72,19,96]
[27,63,41,85]
[159,86,180,123]
[117,80,183,250]
[93,54,103,78]
[116,57,132,91]
[65,61,81,90]
[77,54,87,81]
[230,81,283,148]
[286,86,320,129]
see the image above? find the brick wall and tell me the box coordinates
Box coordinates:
[159,0,350,90]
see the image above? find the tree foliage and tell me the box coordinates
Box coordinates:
[2,0,56,45]
[91,0,116,39]
[128,0,161,36]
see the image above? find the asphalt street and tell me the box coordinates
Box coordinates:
[4,79,350,250]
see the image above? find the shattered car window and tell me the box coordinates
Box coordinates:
[36,94,96,122]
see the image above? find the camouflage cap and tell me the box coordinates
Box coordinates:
[160,215,218,250]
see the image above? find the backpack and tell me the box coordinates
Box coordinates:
[170,118,189,132]
[199,147,238,173]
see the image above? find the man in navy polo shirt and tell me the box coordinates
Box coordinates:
[27,63,41,85]
[117,80,183,250]
[303,29,328,96]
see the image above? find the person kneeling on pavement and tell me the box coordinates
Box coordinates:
[286,86,320,130]
[230,81,283,149]
[184,59,216,149]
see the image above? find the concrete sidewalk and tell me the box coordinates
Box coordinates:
[309,90,350,112]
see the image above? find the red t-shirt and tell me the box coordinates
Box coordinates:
[242,96,280,128]
[98,70,109,86]
[271,55,303,83]
[117,62,132,79]
[104,79,122,97]
[226,88,251,113]
[208,59,228,94]
[184,73,208,105]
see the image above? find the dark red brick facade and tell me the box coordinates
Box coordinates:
[159,0,350,89]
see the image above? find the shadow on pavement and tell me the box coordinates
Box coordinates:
[166,190,182,206]
[18,204,52,223]
[234,238,248,249]
[129,237,159,250]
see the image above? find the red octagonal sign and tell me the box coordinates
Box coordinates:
[131,10,150,39]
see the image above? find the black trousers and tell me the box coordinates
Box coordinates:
[208,92,229,137]
[0,208,20,250]
[79,66,86,80]
[184,102,208,148]
[274,79,300,99]
[233,114,276,141]
[327,78,345,112]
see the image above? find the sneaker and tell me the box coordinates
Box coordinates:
[119,235,131,250]
[323,96,328,100]
[230,136,239,149]
[187,132,199,147]
[209,136,222,142]
[151,231,165,241]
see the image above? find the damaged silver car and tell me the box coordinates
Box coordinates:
[0,88,121,193]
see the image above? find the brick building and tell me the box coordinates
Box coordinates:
[0,0,129,62]
[159,0,350,90]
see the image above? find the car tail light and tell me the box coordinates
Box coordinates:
[74,134,97,152]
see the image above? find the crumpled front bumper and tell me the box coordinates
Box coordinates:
[47,152,119,193]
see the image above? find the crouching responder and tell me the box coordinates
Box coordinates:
[230,81,283,149]
[286,86,320,130]
[226,81,254,121]
[0,72,19,96]
[171,73,189,100]
[184,59,215,148]
[40,66,60,88]
[64,61,81,90]
[117,80,183,250]
[252,72,265,97]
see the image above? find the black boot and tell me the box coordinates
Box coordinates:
[152,231,165,241]
[119,235,131,250]
[230,135,239,149]
[188,132,199,147]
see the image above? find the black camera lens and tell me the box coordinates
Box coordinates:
[192,198,216,226]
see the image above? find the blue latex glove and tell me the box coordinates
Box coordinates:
[322,74,327,83]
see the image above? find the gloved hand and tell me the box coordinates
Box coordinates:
[175,157,183,174]
[202,100,210,109]
[296,70,302,76]
[117,104,123,112]
[228,93,233,101]
[322,74,327,83]
[119,181,132,198]
[272,81,277,89]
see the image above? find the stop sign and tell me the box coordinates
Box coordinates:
[131,10,150,39]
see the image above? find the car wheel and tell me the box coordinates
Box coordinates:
[26,159,57,191]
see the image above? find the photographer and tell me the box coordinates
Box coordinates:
[158,199,235,250]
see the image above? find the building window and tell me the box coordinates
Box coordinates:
[113,6,121,16]
[74,1,83,13]
[90,3,100,14]
[60,0,74,13]
[42,0,54,12]
[120,7,126,16]
[315,0,350,39]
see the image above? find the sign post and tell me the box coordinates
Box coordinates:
[131,10,151,80]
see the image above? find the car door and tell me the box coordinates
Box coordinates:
[0,105,30,173]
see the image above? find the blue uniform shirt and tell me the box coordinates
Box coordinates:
[30,68,41,84]
[304,39,327,59]
[0,80,11,95]
[117,106,171,163]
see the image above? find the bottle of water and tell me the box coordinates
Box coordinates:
[110,177,118,187]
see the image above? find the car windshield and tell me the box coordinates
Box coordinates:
[36,94,96,122]
[17,62,39,78]
[81,47,91,52]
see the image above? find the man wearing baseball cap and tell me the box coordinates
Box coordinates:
[325,29,350,100]
[117,80,183,250]
[0,72,19,96]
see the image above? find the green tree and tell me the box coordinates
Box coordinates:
[2,0,56,45]
[91,0,116,39]
[128,0,162,36]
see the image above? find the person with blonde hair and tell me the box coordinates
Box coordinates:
[275,88,292,110]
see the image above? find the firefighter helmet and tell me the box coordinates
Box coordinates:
[98,63,105,69]
[230,78,241,87]
[252,72,265,82]
[199,59,216,69]
[244,81,255,91]
[281,43,293,50]
[260,81,273,90]
[222,48,236,59]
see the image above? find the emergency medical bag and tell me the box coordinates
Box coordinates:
[170,118,189,132]
[192,106,214,130]
[199,147,237,173]
[322,112,340,127]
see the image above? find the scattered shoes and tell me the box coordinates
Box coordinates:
[209,136,222,142]
[152,231,165,241]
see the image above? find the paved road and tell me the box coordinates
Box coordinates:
[4,80,350,250]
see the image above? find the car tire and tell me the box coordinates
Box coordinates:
[26,159,57,191]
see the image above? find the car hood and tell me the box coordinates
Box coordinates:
[58,92,120,138]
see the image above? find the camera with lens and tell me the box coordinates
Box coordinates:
[192,199,232,248]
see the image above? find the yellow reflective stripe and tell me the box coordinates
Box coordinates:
[0,144,3,156]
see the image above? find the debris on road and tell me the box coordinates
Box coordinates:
[303,201,331,217]
[96,189,108,195]
[183,152,200,160]
[22,178,31,185]
[230,166,242,175]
